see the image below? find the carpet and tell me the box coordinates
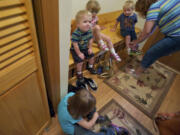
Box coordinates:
[104,57,176,118]
[93,99,152,135]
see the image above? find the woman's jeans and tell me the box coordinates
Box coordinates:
[141,36,180,68]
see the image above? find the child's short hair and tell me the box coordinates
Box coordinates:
[75,10,91,23]
[86,0,101,14]
[135,0,157,18]
[68,89,96,119]
[123,0,135,10]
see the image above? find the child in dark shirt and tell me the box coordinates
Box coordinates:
[112,0,140,55]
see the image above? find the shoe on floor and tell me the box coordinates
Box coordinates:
[109,123,129,135]
[76,78,89,90]
[84,77,98,91]
[87,67,97,74]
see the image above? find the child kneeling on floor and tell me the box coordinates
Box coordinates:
[58,89,128,135]
[71,10,97,83]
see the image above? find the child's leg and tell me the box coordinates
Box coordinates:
[101,33,121,62]
[93,25,109,51]
[76,62,84,80]
[125,35,131,54]
[87,56,97,74]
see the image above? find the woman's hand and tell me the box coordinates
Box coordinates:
[129,40,138,49]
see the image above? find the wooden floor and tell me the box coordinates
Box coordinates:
[42,63,180,135]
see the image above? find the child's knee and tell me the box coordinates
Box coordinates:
[94,25,101,31]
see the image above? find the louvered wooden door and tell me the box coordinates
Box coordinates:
[0,0,50,134]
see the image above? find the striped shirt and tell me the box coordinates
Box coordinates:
[71,28,93,50]
[146,0,180,37]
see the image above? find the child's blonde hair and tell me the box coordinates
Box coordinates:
[68,89,96,119]
[123,0,135,10]
[75,10,92,23]
[86,0,101,13]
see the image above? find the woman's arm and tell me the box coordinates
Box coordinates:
[131,20,156,45]
[77,112,99,129]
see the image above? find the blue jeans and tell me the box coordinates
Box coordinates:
[74,125,115,135]
[141,36,180,68]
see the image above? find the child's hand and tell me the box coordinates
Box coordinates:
[93,112,99,120]
[78,53,85,60]
[129,40,138,49]
[88,48,92,55]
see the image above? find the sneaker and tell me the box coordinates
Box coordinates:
[99,44,109,51]
[84,77,98,91]
[76,78,89,90]
[99,40,109,51]
[87,67,97,74]
[111,53,121,62]
[109,123,129,135]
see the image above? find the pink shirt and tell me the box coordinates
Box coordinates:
[91,16,98,28]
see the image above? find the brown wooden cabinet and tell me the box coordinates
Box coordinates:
[0,0,50,134]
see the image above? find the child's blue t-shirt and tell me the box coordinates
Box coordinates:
[117,13,137,31]
[58,92,82,135]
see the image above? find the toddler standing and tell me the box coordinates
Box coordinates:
[112,0,140,55]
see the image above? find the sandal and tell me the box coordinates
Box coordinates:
[98,72,110,79]
[99,43,109,51]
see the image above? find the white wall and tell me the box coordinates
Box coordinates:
[72,0,125,19]
[59,0,72,98]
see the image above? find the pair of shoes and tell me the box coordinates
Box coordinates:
[111,53,121,62]
[76,78,89,90]
[87,67,97,74]
[84,77,98,91]
[109,123,129,135]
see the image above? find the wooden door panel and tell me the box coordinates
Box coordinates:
[0,0,50,134]
[0,72,49,135]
